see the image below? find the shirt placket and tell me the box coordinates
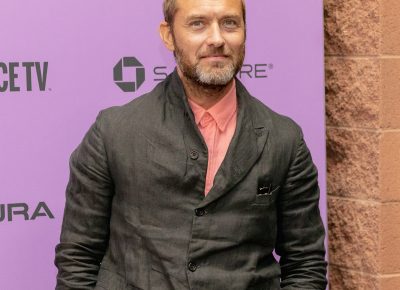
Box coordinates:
[200,113,217,195]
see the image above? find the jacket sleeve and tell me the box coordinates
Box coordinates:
[55,112,114,290]
[275,132,328,289]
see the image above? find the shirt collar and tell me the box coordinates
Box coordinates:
[188,79,237,132]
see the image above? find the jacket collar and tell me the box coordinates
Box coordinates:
[166,69,271,206]
[200,78,270,206]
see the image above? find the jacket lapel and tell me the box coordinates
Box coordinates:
[199,79,270,207]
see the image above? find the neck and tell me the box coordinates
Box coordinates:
[177,68,234,110]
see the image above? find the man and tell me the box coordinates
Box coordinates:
[55,0,328,289]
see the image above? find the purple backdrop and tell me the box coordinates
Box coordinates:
[0,1,326,289]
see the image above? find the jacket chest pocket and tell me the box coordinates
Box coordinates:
[251,183,280,207]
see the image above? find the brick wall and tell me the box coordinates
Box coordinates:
[325,0,400,289]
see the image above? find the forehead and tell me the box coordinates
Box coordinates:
[174,0,243,19]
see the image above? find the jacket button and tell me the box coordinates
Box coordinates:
[190,150,199,160]
[195,208,206,216]
[188,262,197,272]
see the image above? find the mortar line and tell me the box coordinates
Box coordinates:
[325,126,381,132]
[326,55,400,59]
[327,195,380,204]
[327,195,400,205]
[326,126,400,133]
[329,264,400,278]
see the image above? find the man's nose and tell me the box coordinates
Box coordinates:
[206,23,225,47]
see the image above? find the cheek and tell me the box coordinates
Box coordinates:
[230,38,245,50]
[225,33,245,48]
[176,36,203,56]
[176,31,203,46]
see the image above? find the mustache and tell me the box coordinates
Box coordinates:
[198,49,231,58]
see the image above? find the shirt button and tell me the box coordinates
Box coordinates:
[188,262,197,272]
[190,150,199,160]
[195,208,206,216]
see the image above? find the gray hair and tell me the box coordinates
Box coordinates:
[163,0,246,26]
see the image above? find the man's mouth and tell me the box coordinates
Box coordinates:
[201,54,229,61]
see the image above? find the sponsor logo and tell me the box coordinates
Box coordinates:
[0,202,55,222]
[153,64,272,81]
[153,64,273,82]
[115,56,273,94]
[114,57,145,92]
[0,62,49,92]
[238,64,273,79]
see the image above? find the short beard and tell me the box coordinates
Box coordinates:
[195,61,236,86]
[172,36,245,89]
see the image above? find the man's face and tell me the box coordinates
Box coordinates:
[171,0,246,86]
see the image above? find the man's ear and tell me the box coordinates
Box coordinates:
[159,21,175,52]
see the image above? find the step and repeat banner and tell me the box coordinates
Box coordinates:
[1,1,326,289]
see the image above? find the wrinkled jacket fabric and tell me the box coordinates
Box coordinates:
[55,70,327,290]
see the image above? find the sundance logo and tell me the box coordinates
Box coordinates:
[0,62,49,92]
[114,57,145,93]
[0,201,54,222]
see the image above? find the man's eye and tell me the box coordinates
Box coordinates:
[223,19,238,28]
[190,21,204,29]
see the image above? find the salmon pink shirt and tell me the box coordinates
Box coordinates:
[188,80,237,195]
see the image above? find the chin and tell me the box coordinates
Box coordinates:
[197,74,234,86]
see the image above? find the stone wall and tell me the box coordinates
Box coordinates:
[325,0,400,289]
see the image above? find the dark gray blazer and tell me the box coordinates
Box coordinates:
[55,70,327,290]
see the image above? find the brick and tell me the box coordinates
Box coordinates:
[324,0,380,55]
[379,275,400,289]
[381,0,400,54]
[381,58,400,129]
[327,128,380,199]
[328,197,379,274]
[380,132,400,202]
[325,57,380,128]
[380,202,400,273]
[329,265,379,290]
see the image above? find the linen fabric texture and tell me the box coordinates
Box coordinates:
[55,70,327,290]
